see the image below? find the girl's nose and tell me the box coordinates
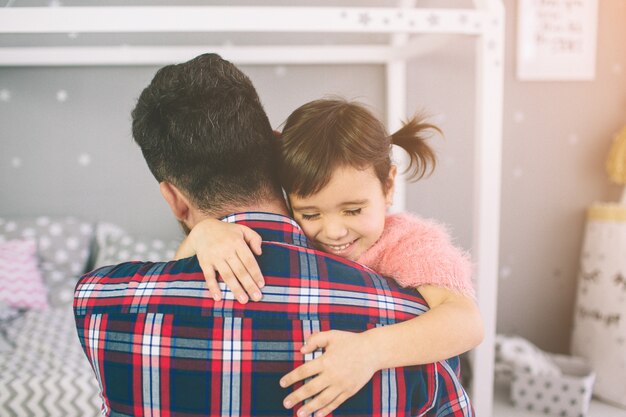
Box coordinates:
[323,218,349,240]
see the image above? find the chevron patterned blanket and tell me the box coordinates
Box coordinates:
[0,307,101,416]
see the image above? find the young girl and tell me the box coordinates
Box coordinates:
[176,98,483,417]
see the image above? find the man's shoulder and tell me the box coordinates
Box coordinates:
[78,257,200,285]
[74,258,201,301]
[74,242,429,324]
[261,240,371,270]
[73,257,210,317]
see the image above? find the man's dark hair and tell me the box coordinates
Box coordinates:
[132,53,281,214]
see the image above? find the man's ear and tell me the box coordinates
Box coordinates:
[159,182,191,222]
[385,165,397,207]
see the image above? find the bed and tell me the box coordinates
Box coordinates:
[0,2,504,415]
[0,216,180,416]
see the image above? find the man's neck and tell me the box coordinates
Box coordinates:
[216,200,291,219]
[186,199,290,231]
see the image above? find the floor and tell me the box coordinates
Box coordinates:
[493,383,626,417]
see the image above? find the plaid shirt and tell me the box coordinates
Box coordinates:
[74,212,473,417]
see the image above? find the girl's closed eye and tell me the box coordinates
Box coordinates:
[301,213,320,221]
[344,208,362,216]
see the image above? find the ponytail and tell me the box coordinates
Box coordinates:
[279,98,440,197]
[391,114,440,181]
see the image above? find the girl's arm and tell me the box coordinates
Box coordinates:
[174,218,265,304]
[280,286,483,417]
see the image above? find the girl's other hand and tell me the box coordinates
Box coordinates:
[174,218,264,303]
[280,330,379,417]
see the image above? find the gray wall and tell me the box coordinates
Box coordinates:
[1,1,626,354]
[0,65,385,240]
[495,0,626,353]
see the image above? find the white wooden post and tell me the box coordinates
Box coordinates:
[387,60,408,213]
[387,0,415,214]
[471,1,504,416]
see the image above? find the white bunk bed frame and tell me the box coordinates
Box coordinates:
[0,3,504,415]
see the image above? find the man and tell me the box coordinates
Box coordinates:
[74,53,473,416]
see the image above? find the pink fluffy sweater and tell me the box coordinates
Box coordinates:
[357,212,475,298]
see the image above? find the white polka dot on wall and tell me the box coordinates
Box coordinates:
[55,249,68,263]
[71,262,82,274]
[36,216,50,226]
[567,133,579,145]
[21,228,36,238]
[500,265,512,279]
[513,111,525,123]
[49,223,63,236]
[59,290,73,303]
[78,153,92,166]
[443,156,456,167]
[67,32,79,39]
[56,90,68,102]
[0,89,11,102]
[431,113,447,124]
[39,236,51,250]
[50,271,64,282]
[11,157,22,168]
[513,167,524,179]
[66,237,79,250]
[274,66,287,78]
[612,63,623,75]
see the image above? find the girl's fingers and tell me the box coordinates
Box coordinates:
[295,388,340,417]
[300,332,328,354]
[195,253,221,300]
[199,265,222,301]
[282,373,327,410]
[241,226,263,256]
[227,253,262,302]
[236,243,265,289]
[281,360,320,388]
[216,260,249,304]
[312,392,350,417]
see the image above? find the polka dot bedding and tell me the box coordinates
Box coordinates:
[93,222,181,269]
[0,216,181,416]
[0,216,94,309]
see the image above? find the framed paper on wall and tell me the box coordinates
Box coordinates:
[516,0,599,81]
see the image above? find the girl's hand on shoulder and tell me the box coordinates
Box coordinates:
[280,330,379,417]
[175,218,264,304]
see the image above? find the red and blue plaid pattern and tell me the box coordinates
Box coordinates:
[74,212,473,416]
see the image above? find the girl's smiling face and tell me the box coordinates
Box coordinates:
[289,165,395,261]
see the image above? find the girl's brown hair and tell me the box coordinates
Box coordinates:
[278,98,440,197]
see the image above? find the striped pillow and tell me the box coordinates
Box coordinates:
[0,239,49,310]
